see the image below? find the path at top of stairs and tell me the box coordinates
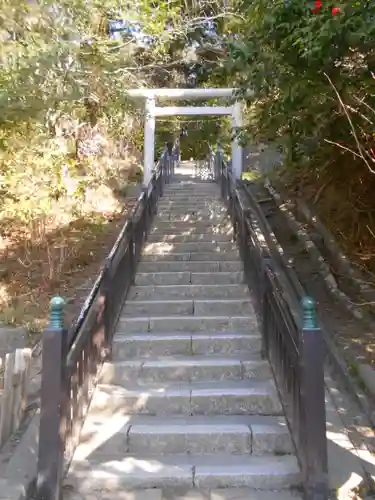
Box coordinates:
[65,164,301,500]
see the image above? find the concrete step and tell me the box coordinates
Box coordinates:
[134,271,244,286]
[100,356,271,385]
[90,380,283,416]
[112,332,262,358]
[121,299,254,317]
[143,241,237,255]
[128,284,247,300]
[118,315,258,333]
[147,233,233,243]
[141,252,239,262]
[138,261,243,273]
[68,454,299,491]
[76,414,292,457]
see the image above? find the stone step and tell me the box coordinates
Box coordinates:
[157,208,228,218]
[128,284,247,299]
[141,252,239,262]
[112,332,262,359]
[118,315,257,333]
[68,489,304,500]
[100,356,271,385]
[143,241,237,255]
[164,185,220,191]
[154,214,228,223]
[163,194,221,199]
[121,299,254,317]
[165,490,302,500]
[68,454,299,491]
[162,194,223,201]
[159,196,223,203]
[165,182,218,187]
[134,271,244,286]
[164,186,220,190]
[158,202,224,210]
[138,261,243,273]
[149,222,233,234]
[90,380,283,416]
[76,414,292,457]
[147,233,233,243]
[159,197,225,203]
[127,416,292,456]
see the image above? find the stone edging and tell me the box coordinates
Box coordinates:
[264,179,374,324]
[263,178,375,429]
[294,198,375,300]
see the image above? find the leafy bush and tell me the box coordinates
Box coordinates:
[227,0,375,272]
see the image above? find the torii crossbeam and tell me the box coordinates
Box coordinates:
[125,88,243,185]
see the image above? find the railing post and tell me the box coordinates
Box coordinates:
[172,141,178,176]
[217,148,225,199]
[128,220,136,285]
[169,151,173,181]
[260,258,272,359]
[167,148,171,184]
[101,260,113,352]
[160,155,164,197]
[300,296,328,500]
[36,297,68,500]
[163,143,168,187]
[214,149,220,181]
[143,187,150,238]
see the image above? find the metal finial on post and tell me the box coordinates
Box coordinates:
[49,296,65,330]
[37,295,68,500]
[301,296,318,330]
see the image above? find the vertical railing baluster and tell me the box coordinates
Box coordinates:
[36,297,67,500]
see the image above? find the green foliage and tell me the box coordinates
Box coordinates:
[227,0,375,174]
[179,116,232,160]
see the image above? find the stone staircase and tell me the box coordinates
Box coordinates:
[66,165,301,500]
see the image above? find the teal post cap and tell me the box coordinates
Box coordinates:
[49,296,66,330]
[301,296,318,330]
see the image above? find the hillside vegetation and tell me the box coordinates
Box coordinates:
[226,0,375,283]
[0,0,231,332]
[1,0,375,333]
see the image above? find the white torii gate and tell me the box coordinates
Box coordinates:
[126,88,243,186]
